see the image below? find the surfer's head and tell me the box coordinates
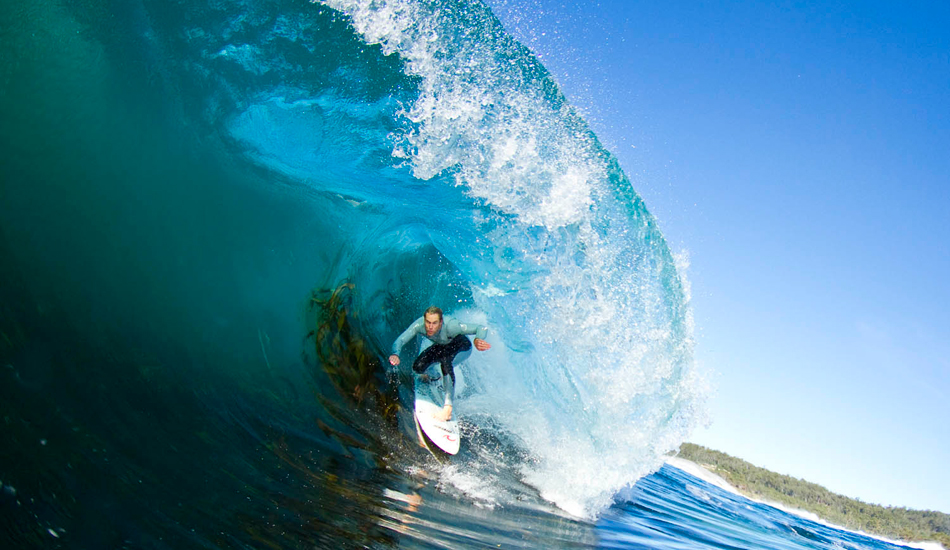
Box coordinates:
[424,306,443,336]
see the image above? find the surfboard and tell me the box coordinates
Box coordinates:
[413,372,461,456]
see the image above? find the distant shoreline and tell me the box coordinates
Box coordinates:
[666,448,947,550]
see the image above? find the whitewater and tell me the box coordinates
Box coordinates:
[0,0,934,547]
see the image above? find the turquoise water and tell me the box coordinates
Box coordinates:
[0,0,922,548]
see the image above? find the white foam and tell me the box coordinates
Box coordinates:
[438,464,500,509]
[317,0,599,229]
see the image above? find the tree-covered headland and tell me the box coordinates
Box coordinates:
[677,443,950,548]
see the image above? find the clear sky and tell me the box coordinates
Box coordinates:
[486,0,950,513]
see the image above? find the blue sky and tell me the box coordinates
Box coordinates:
[487,0,950,513]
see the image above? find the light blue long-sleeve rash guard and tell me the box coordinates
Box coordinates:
[391,315,488,408]
[391,315,488,356]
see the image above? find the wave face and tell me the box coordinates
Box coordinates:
[0,0,704,532]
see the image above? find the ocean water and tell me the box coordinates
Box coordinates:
[0,0,924,548]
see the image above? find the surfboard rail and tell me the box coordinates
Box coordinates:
[413,375,460,456]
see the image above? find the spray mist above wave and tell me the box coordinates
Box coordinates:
[317,0,595,228]
[313,0,707,517]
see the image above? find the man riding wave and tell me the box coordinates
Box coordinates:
[389,306,491,421]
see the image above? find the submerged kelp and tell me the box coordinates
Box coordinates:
[305,282,407,462]
[310,282,396,415]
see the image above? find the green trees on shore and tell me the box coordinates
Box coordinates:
[677,443,950,548]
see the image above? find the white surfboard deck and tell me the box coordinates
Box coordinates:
[413,372,461,455]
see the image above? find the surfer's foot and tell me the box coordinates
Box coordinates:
[433,405,452,422]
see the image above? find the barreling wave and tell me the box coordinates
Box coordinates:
[151,0,705,517]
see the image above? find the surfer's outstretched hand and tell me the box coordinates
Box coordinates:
[473,338,491,351]
[389,354,400,366]
[434,405,452,422]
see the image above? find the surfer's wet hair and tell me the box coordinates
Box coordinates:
[424,306,443,320]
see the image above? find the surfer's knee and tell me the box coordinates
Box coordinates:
[412,357,429,373]
[455,334,472,351]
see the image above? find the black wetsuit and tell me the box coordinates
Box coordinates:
[412,333,472,382]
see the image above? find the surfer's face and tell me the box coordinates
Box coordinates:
[424,313,442,336]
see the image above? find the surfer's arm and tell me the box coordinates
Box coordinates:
[391,317,424,361]
[445,319,490,349]
[463,322,491,351]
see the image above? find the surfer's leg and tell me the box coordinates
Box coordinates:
[442,370,454,408]
[437,336,471,410]
[412,344,444,374]
[413,336,472,375]
[437,335,471,380]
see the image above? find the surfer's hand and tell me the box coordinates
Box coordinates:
[473,338,491,351]
[434,405,452,422]
[389,354,400,366]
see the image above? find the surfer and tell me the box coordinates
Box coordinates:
[389,306,491,421]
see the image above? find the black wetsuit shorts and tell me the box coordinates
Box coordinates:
[412,334,472,382]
